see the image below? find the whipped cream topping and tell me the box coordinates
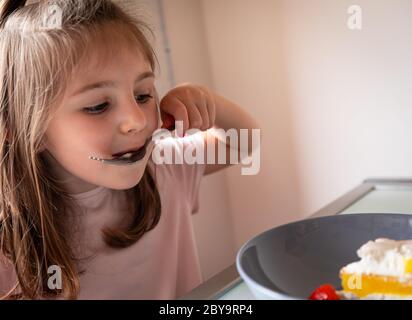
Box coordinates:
[342,238,412,278]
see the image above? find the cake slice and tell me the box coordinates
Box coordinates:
[339,238,412,299]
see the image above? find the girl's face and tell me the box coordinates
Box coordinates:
[42,43,159,194]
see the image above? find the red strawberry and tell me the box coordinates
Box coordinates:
[309,284,340,300]
[161,113,175,130]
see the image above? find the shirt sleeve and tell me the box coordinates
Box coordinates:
[156,133,207,215]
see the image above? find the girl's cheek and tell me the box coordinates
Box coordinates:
[150,102,161,129]
[79,122,114,153]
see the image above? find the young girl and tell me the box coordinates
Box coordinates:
[0,0,259,299]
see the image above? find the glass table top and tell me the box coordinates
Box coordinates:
[218,281,255,300]
[340,188,412,215]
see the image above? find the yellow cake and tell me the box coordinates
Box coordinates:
[339,238,412,299]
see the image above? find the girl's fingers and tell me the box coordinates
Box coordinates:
[160,85,215,135]
[197,90,210,130]
[183,97,203,131]
[160,97,190,134]
[204,89,216,127]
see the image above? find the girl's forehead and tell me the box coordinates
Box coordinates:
[70,42,150,88]
[72,23,150,78]
[76,43,147,77]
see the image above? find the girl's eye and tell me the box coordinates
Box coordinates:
[135,94,154,104]
[84,102,109,114]
[83,94,153,115]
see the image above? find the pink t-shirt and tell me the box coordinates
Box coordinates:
[0,135,207,299]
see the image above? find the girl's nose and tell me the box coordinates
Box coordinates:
[119,99,147,134]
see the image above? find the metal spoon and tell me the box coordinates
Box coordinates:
[88,113,175,166]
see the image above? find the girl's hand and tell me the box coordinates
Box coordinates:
[160,83,216,136]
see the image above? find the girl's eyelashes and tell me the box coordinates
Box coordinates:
[83,94,154,114]
[84,102,109,114]
[136,94,154,104]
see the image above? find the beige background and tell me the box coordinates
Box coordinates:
[123,0,412,282]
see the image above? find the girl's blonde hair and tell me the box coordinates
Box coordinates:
[0,0,162,299]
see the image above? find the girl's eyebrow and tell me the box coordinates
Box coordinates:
[72,71,155,96]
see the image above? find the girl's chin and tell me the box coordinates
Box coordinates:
[104,170,146,190]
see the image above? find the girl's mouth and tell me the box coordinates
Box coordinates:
[89,139,150,166]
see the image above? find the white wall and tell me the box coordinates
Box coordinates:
[200,0,304,250]
[199,0,412,251]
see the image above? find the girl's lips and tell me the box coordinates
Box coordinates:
[89,139,152,165]
[112,139,149,157]
[111,144,147,162]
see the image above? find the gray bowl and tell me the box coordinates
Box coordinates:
[236,213,412,299]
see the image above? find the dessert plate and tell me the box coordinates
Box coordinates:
[236,213,412,299]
